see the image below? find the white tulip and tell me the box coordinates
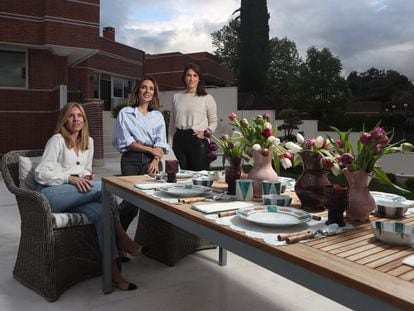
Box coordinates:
[252,144,261,151]
[285,142,302,153]
[296,133,305,144]
[315,136,325,148]
[331,163,342,176]
[280,157,292,169]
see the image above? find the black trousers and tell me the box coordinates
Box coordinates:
[172,129,209,171]
[118,151,161,231]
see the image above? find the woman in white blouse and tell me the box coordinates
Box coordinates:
[35,102,139,291]
[168,63,218,170]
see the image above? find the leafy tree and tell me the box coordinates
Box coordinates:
[211,19,240,84]
[266,37,302,110]
[298,47,351,121]
[347,67,414,103]
[239,0,269,94]
[277,108,303,141]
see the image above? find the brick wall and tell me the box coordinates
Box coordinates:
[83,101,104,163]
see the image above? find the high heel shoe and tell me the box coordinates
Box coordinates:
[123,244,143,257]
[112,281,137,291]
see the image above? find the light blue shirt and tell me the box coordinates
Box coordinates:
[112,106,169,154]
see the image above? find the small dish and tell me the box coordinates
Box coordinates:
[192,174,215,187]
[371,221,414,246]
[158,184,212,197]
[277,177,296,192]
[374,198,411,218]
[237,205,311,227]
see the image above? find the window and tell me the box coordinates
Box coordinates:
[113,77,133,98]
[0,50,26,88]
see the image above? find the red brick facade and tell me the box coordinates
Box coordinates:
[145,52,233,91]
[0,0,144,158]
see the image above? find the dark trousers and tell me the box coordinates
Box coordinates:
[172,129,209,171]
[118,151,160,231]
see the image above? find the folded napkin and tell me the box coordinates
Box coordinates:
[134,182,167,190]
[192,201,254,214]
[403,255,414,267]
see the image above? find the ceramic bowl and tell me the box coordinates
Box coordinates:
[262,194,292,206]
[192,175,214,187]
[371,221,414,246]
[374,198,411,218]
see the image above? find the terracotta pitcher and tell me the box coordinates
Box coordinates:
[247,150,278,197]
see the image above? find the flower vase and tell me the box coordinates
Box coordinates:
[294,150,330,212]
[225,157,243,195]
[343,169,375,222]
[247,151,278,197]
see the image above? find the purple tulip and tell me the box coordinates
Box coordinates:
[262,112,270,121]
[340,153,354,166]
[228,112,237,121]
[336,140,344,149]
[303,138,315,149]
[203,129,212,138]
[228,142,235,149]
[208,141,218,151]
[370,127,386,140]
[379,135,389,146]
[359,132,371,145]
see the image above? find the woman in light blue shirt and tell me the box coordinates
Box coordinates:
[112,76,169,235]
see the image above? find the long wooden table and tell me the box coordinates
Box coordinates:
[101,175,414,310]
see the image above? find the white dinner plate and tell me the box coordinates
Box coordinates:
[237,205,311,227]
[370,191,406,202]
[158,184,212,197]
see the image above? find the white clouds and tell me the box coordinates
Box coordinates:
[100,0,414,81]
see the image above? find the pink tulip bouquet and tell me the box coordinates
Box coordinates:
[328,125,413,192]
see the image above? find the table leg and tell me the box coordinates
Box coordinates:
[102,182,112,294]
[219,247,227,266]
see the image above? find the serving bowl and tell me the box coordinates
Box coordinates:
[192,175,215,187]
[371,221,414,246]
[374,198,411,218]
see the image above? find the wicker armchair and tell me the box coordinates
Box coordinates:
[0,150,101,301]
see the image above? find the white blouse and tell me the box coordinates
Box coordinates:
[35,134,93,186]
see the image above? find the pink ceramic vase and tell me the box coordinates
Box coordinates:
[343,168,376,222]
[247,150,278,197]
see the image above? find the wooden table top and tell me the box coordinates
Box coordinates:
[102,175,414,310]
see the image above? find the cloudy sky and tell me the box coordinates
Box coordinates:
[100,0,414,81]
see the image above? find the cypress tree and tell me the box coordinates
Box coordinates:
[239,0,270,95]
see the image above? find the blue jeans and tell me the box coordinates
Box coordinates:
[37,181,119,259]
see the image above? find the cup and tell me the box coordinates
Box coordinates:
[324,184,349,227]
[235,179,254,201]
[262,180,282,195]
[262,194,292,206]
[165,160,179,183]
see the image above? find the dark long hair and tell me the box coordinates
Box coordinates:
[181,62,207,96]
[127,75,160,111]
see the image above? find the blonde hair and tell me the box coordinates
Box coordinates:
[127,75,160,111]
[54,102,90,150]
